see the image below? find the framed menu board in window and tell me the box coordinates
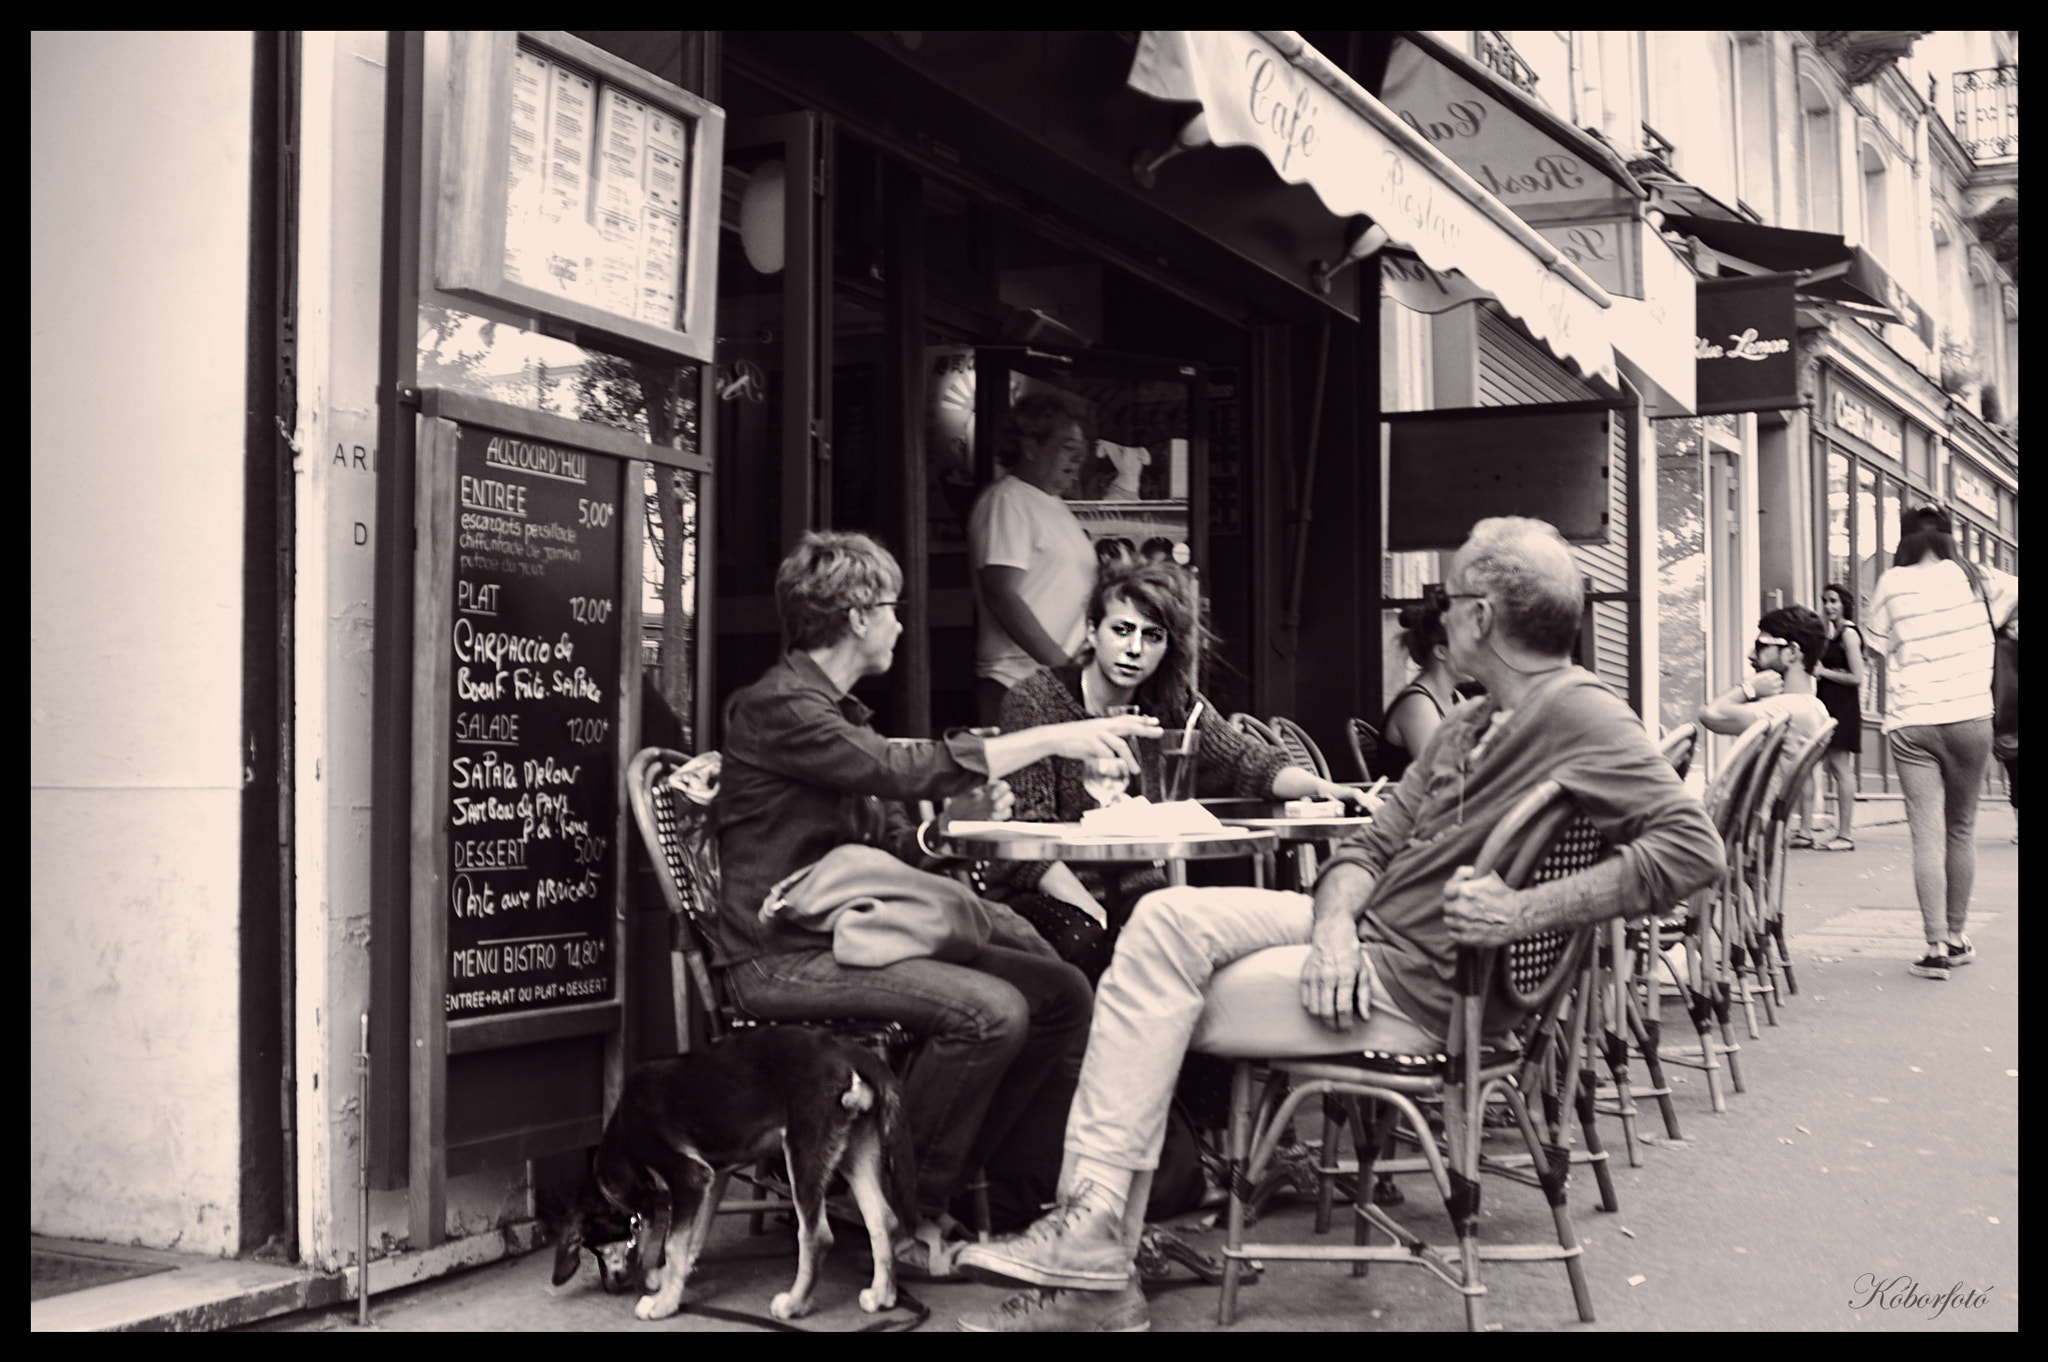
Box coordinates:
[436,31,724,362]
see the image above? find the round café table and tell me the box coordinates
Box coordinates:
[930,822,1277,887]
[1200,799,1375,889]
[929,818,1279,1289]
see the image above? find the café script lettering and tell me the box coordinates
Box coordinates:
[1697,328,1792,361]
[1244,51,1317,171]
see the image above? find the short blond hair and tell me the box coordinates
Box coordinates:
[774,531,902,650]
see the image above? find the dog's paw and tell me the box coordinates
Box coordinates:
[858,1284,897,1314]
[635,1293,680,1321]
[769,1290,813,1321]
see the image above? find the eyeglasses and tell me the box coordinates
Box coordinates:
[865,598,904,614]
[1425,583,1487,614]
[1752,633,1790,651]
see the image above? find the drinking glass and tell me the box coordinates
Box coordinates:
[1085,705,1143,807]
[1159,728,1202,803]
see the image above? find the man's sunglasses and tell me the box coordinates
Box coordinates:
[1424,583,1487,614]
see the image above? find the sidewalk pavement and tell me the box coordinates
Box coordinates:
[35,800,2017,1331]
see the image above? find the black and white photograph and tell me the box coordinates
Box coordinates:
[32,30,2016,1332]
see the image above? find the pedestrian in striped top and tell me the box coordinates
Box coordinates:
[1863,506,2019,981]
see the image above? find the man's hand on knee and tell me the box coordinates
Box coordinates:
[1299,914,1370,1028]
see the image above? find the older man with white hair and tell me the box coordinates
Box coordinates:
[957,516,1726,1332]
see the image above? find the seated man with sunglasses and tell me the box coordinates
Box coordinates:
[1697,605,1833,835]
[957,515,1724,1332]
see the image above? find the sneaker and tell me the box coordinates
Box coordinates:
[954,1184,1131,1290]
[1947,936,1975,966]
[958,1283,1150,1333]
[1908,953,1952,980]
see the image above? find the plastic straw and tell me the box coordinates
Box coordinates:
[1183,700,1205,745]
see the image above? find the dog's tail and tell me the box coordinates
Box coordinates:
[848,1049,918,1233]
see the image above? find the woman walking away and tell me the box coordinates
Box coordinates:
[1864,507,2018,981]
[1798,583,1867,851]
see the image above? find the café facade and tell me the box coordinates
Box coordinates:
[33,30,1695,1281]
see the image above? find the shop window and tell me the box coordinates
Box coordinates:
[1854,461,1880,607]
[1825,445,1852,593]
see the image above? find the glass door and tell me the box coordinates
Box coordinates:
[926,345,1206,730]
[711,114,830,708]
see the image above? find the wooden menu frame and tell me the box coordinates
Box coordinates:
[406,401,647,1244]
[436,30,724,362]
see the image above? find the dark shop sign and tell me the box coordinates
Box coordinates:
[1694,273,1800,414]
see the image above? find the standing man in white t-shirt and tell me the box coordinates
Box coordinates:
[970,394,1099,727]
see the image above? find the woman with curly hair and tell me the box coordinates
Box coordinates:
[988,561,1370,981]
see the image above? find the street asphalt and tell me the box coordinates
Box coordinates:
[209,796,2014,1332]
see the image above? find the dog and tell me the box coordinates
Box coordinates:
[551,1026,915,1322]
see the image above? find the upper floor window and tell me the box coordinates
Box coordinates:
[1859,139,1890,262]
[1800,76,1840,233]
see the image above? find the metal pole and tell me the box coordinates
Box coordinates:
[357,1010,371,1327]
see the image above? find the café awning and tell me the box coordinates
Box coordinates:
[1661,213,1936,347]
[1128,30,1618,384]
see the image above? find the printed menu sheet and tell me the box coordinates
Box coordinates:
[502,47,689,330]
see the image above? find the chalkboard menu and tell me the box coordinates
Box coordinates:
[442,424,623,1020]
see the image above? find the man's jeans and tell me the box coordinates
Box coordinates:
[729,945,1091,1218]
[1889,718,1994,945]
[1066,888,1438,1172]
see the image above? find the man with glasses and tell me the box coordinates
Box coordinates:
[1697,607,1832,820]
[957,516,1724,1331]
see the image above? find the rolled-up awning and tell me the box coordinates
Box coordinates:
[1128,30,1618,384]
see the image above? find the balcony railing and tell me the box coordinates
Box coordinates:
[1474,30,1539,97]
[1953,66,2017,160]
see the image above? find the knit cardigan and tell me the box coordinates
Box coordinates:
[991,664,1292,894]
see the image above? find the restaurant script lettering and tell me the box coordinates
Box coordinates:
[1397,96,1589,199]
[444,426,622,1019]
[1696,328,1792,361]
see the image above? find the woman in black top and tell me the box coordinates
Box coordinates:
[1798,582,1866,851]
[1379,601,1462,782]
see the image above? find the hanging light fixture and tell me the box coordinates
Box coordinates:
[1310,217,1390,295]
[738,160,786,275]
[1131,110,1212,190]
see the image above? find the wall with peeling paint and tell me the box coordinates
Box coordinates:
[30,32,256,1255]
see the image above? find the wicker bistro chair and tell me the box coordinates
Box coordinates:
[1228,712,1283,749]
[1747,720,1837,1009]
[1580,730,1706,1165]
[1193,780,1615,1331]
[626,748,911,1058]
[1268,716,1333,782]
[625,747,993,1237]
[1720,718,1802,1037]
[1657,723,1700,782]
[1346,718,1382,783]
[1641,716,1789,1112]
